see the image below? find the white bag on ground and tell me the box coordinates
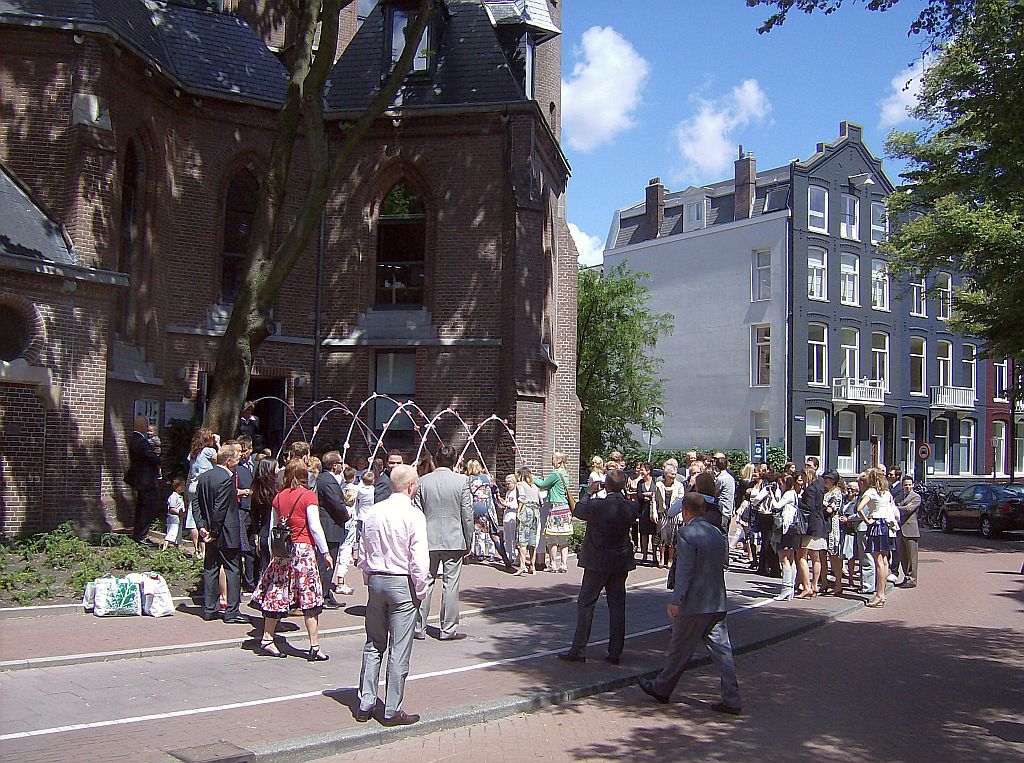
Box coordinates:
[82,581,96,611]
[128,572,175,617]
[92,575,142,617]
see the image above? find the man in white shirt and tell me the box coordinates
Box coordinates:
[355,464,430,726]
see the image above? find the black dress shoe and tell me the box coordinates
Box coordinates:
[354,707,373,723]
[223,615,251,624]
[605,655,621,666]
[322,599,342,610]
[202,613,221,622]
[381,710,420,726]
[556,652,586,663]
[439,633,468,641]
[638,678,670,704]
[710,702,742,716]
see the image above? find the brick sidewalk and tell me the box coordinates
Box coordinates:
[317,531,1024,763]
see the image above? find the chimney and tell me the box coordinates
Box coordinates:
[734,147,756,220]
[645,177,664,239]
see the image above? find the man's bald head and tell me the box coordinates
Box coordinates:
[389,464,419,497]
[133,415,150,433]
[605,468,627,494]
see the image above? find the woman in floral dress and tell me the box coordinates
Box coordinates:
[250,459,332,661]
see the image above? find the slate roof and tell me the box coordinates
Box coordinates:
[483,0,559,38]
[0,0,289,106]
[0,162,75,264]
[326,0,524,112]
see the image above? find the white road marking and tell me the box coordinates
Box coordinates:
[0,593,774,742]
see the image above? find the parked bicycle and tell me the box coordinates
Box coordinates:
[914,482,947,529]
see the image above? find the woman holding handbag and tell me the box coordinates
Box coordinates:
[533,452,574,573]
[250,459,333,660]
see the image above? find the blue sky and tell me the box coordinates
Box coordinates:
[560,1,932,265]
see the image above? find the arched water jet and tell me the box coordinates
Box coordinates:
[457,414,527,475]
[248,395,308,448]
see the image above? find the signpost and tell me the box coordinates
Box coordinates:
[752,441,765,464]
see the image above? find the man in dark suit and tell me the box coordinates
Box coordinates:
[234,436,257,591]
[195,443,248,624]
[558,469,638,665]
[640,492,742,715]
[315,450,350,608]
[128,415,162,542]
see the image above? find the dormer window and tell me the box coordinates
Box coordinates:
[390,7,430,72]
[684,199,705,232]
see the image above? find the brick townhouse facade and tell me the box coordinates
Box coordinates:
[0,0,580,536]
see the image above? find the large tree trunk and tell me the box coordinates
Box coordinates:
[202,0,434,437]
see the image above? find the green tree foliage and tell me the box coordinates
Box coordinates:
[577,264,674,460]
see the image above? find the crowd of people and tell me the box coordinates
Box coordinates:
[126,411,923,725]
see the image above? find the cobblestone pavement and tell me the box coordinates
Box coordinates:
[320,531,1024,763]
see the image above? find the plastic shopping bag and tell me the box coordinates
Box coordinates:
[92,576,142,617]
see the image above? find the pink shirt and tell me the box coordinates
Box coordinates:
[357,492,431,599]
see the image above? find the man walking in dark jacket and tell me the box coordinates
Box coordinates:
[315,451,350,608]
[558,469,639,665]
[196,443,248,624]
[128,415,162,542]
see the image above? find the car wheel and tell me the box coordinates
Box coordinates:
[940,511,953,534]
[980,514,999,539]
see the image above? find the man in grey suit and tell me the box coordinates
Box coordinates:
[414,445,473,640]
[896,477,921,588]
[640,492,742,714]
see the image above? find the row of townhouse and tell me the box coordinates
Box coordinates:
[603,121,1022,484]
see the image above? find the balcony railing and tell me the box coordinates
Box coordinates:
[832,377,885,405]
[930,385,976,411]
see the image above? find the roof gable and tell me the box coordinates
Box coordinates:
[0,163,75,264]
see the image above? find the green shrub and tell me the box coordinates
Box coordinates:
[568,521,587,554]
[70,563,106,593]
[99,533,133,548]
[109,545,142,572]
[11,590,33,605]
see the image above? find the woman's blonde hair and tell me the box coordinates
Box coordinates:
[740,463,755,481]
[590,455,605,472]
[552,451,567,468]
[283,458,308,489]
[465,459,483,476]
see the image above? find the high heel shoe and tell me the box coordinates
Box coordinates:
[257,638,286,658]
[307,645,330,661]
[865,597,886,608]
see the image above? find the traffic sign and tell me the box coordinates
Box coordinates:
[752,442,765,463]
[917,443,933,461]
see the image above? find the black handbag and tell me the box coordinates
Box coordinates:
[270,492,304,559]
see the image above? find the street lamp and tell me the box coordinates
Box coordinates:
[991,435,999,481]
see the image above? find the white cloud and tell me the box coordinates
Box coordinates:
[569,222,605,267]
[673,79,771,180]
[562,26,650,153]
[878,56,932,129]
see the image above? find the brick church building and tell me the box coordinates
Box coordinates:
[0,0,580,536]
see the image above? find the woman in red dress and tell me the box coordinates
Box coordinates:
[250,459,333,661]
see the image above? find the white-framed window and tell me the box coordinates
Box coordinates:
[373,351,417,430]
[910,336,926,395]
[933,418,949,474]
[837,411,857,474]
[840,194,859,240]
[937,272,952,320]
[871,332,889,391]
[959,419,975,474]
[993,421,1007,476]
[807,247,827,301]
[840,327,860,379]
[840,253,859,305]
[901,417,916,476]
[1015,421,1024,476]
[808,185,828,233]
[871,259,889,310]
[752,410,769,454]
[391,8,430,72]
[870,201,887,244]
[752,250,771,301]
[869,413,886,469]
[751,324,771,387]
[962,343,977,393]
[805,410,826,468]
[937,340,952,387]
[808,323,828,386]
[995,358,1009,401]
[911,277,927,317]
[684,200,705,232]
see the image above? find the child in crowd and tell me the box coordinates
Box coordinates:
[334,466,360,596]
[162,476,186,551]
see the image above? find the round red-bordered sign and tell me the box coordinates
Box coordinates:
[917,443,933,461]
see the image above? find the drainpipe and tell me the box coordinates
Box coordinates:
[312,212,325,409]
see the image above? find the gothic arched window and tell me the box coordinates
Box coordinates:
[376,181,425,306]
[222,169,260,302]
